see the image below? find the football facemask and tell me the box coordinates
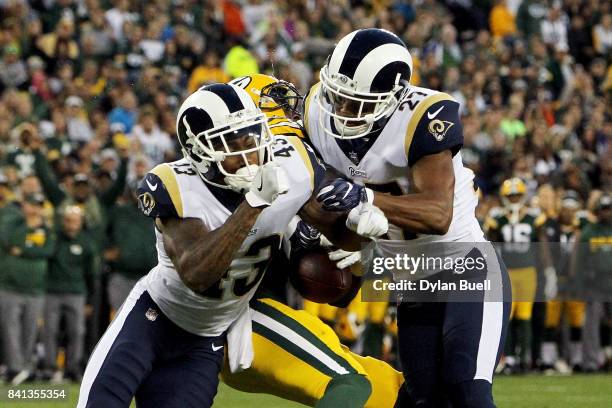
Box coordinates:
[317,66,403,139]
[259,81,303,120]
[182,110,275,191]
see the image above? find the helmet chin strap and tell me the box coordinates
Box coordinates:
[333,117,373,137]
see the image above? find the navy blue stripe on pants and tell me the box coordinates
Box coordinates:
[396,247,511,407]
[78,285,225,408]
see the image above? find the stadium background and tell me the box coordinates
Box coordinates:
[0,0,610,406]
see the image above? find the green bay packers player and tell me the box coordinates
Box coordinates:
[78,83,386,408]
[484,177,553,373]
[303,28,510,407]
[541,190,586,372]
[221,74,405,408]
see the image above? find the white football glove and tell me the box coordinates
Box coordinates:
[319,234,362,270]
[245,161,289,208]
[329,249,362,270]
[224,164,260,194]
[544,266,558,300]
[346,202,388,238]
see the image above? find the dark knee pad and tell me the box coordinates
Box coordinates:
[317,374,372,408]
[446,379,495,408]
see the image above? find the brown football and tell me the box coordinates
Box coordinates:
[290,247,353,304]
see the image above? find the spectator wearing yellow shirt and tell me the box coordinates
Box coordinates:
[35,17,79,71]
[223,39,260,79]
[490,0,518,38]
[187,51,230,93]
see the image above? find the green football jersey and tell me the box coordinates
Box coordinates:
[485,207,546,269]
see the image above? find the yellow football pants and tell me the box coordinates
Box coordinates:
[545,301,586,328]
[509,267,537,320]
[222,298,403,408]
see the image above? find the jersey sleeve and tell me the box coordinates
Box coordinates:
[137,163,184,219]
[405,94,463,166]
[285,137,326,192]
[302,82,321,136]
[268,117,306,139]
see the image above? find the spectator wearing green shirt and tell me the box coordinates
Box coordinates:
[31,140,129,251]
[0,173,21,296]
[104,186,157,312]
[43,206,98,383]
[4,123,39,178]
[0,193,55,385]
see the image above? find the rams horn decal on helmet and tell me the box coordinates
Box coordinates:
[176,83,275,191]
[317,28,413,139]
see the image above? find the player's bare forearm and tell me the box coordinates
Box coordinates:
[299,199,363,251]
[373,151,455,234]
[159,202,263,293]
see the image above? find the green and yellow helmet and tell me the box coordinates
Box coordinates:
[500,177,527,210]
[229,74,302,119]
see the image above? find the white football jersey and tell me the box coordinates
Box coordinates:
[136,135,322,336]
[304,83,484,243]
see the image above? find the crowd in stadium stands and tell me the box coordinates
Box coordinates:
[0,0,610,384]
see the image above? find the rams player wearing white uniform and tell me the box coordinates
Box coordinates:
[303,28,511,407]
[77,83,385,408]
[219,74,405,408]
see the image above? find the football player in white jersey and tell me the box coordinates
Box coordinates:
[77,83,386,408]
[303,28,511,407]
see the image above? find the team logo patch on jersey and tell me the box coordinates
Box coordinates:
[70,244,83,255]
[349,167,367,178]
[145,308,158,321]
[138,192,156,216]
[428,119,454,141]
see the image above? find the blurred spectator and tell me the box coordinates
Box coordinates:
[128,154,152,186]
[65,96,94,143]
[81,9,115,58]
[188,50,230,93]
[516,0,548,40]
[35,17,79,73]
[540,4,569,51]
[0,174,18,218]
[130,106,173,166]
[105,0,135,41]
[288,42,313,94]
[0,43,28,91]
[31,142,128,250]
[108,91,138,134]
[224,39,259,78]
[43,206,98,383]
[593,13,612,55]
[221,0,247,38]
[104,185,157,312]
[568,15,594,67]
[5,123,39,178]
[0,193,55,385]
[27,57,52,102]
[489,0,518,39]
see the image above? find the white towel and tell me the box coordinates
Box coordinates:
[226,305,254,373]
